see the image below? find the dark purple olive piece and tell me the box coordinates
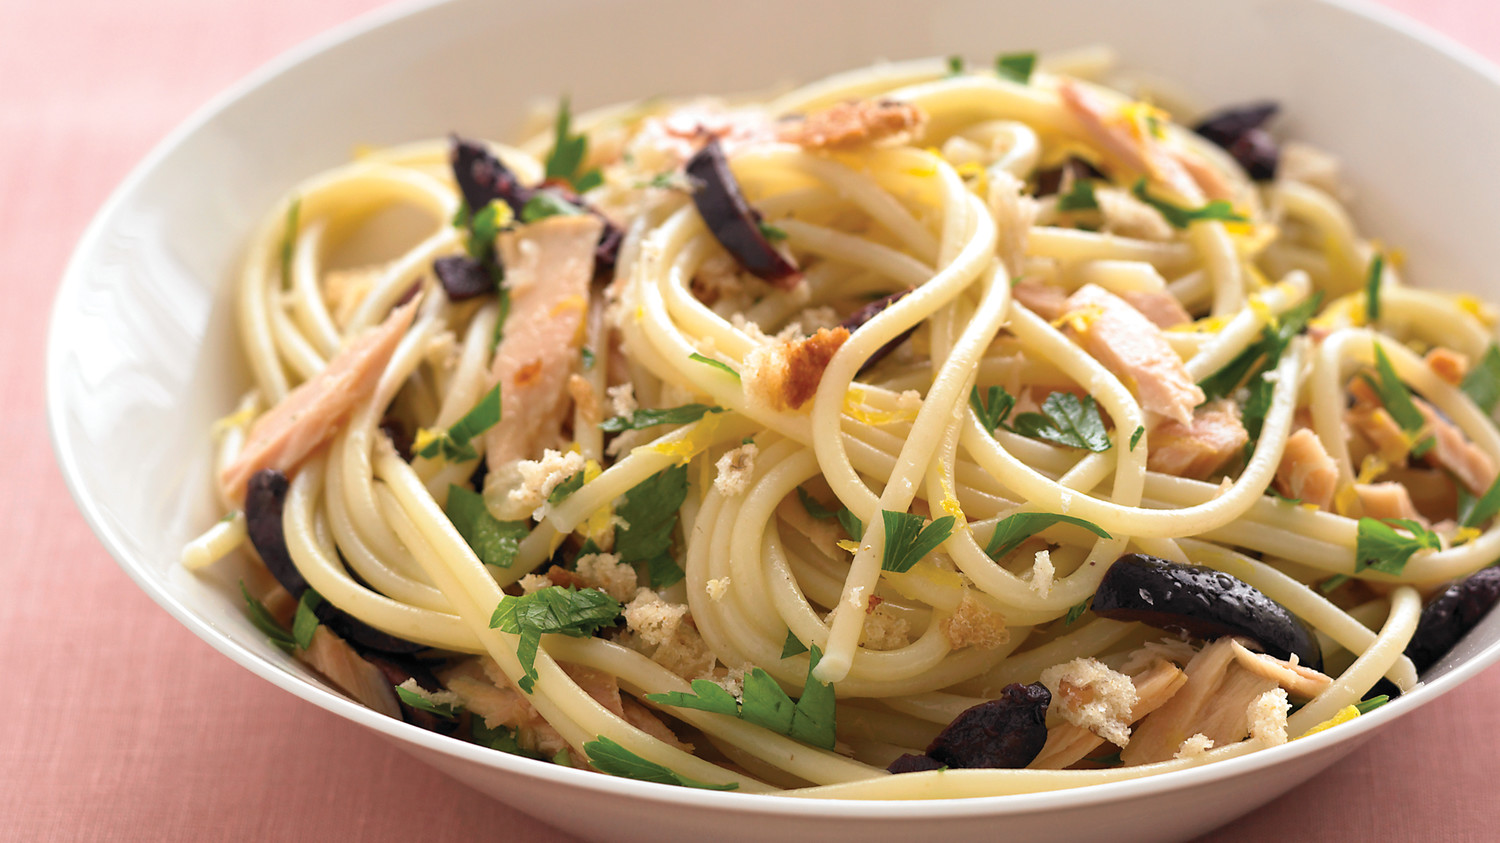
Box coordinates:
[1092,554,1322,671]
[1033,156,1107,197]
[379,418,414,462]
[1192,102,1279,148]
[685,138,801,289]
[1405,566,1500,674]
[358,648,460,735]
[840,288,915,374]
[924,682,1051,769]
[245,468,305,596]
[886,753,946,774]
[1227,128,1279,181]
[433,255,495,301]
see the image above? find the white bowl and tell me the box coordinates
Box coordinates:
[47,0,1500,840]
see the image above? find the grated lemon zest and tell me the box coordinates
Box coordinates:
[643,413,723,465]
[1355,454,1389,485]
[836,539,860,554]
[1457,295,1497,326]
[413,427,442,457]
[1455,526,1482,545]
[1299,705,1360,739]
[211,406,257,438]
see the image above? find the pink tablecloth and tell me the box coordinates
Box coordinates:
[5,1,1500,840]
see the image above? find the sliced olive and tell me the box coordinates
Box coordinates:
[1192,102,1280,181]
[839,288,914,374]
[1405,566,1500,674]
[1092,553,1322,671]
[432,255,495,301]
[923,683,1050,770]
[685,138,801,289]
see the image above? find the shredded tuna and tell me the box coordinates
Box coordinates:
[743,327,850,411]
[1227,640,1332,699]
[1147,400,1248,480]
[776,99,926,150]
[1012,280,1069,321]
[1031,658,1187,769]
[1416,398,1497,496]
[1354,482,1422,523]
[1121,637,1277,765]
[1274,428,1338,510]
[220,298,420,501]
[1057,80,1202,202]
[1122,290,1192,329]
[1063,284,1204,426]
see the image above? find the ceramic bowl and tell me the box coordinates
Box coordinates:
[47,0,1500,840]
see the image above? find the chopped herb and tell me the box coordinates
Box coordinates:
[995,52,1037,84]
[1268,488,1303,505]
[446,485,528,567]
[544,96,604,193]
[1354,517,1441,575]
[836,507,864,543]
[490,286,511,354]
[418,384,502,462]
[1355,695,1390,715]
[600,403,725,433]
[616,465,690,589]
[1462,344,1500,414]
[969,385,1016,435]
[467,199,514,259]
[1064,600,1089,626]
[240,580,295,652]
[552,748,573,767]
[396,685,459,719]
[472,719,543,758]
[1130,425,1146,450]
[1461,474,1500,529]
[1319,574,1350,594]
[756,221,788,242]
[1199,291,1321,456]
[549,470,585,505]
[1364,253,1385,322]
[689,352,740,381]
[880,511,956,573]
[1131,178,1247,229]
[278,197,301,288]
[796,487,837,520]
[490,586,622,693]
[292,588,324,650]
[521,192,584,222]
[1056,178,1099,213]
[1012,392,1112,452]
[946,55,964,76]
[580,347,596,370]
[1364,343,1433,456]
[647,645,837,749]
[583,736,738,790]
[781,630,809,658]
[984,513,1111,560]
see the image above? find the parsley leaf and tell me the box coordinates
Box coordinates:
[881,511,956,573]
[544,97,603,193]
[1364,343,1433,456]
[292,588,323,650]
[549,470,585,505]
[945,55,964,76]
[1131,179,1247,229]
[600,403,725,433]
[647,645,837,750]
[418,384,502,462]
[521,192,584,222]
[1319,574,1350,594]
[580,347,596,370]
[757,220,788,242]
[467,199,514,259]
[969,385,1016,435]
[583,736,738,790]
[1198,291,1321,456]
[995,52,1037,84]
[1354,517,1441,575]
[797,487,837,521]
[240,580,295,653]
[1056,178,1099,213]
[491,286,511,354]
[1364,253,1384,322]
[616,465,690,588]
[490,586,622,693]
[836,507,864,543]
[1355,695,1390,715]
[396,685,459,719]
[446,484,528,568]
[689,352,740,381]
[1012,392,1112,452]
[472,719,544,759]
[1461,474,1500,529]
[781,630,809,658]
[1064,600,1090,626]
[1462,344,1500,414]
[1130,425,1146,450]
[278,197,301,289]
[984,512,1111,560]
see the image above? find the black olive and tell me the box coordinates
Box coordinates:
[924,683,1051,769]
[886,753,945,774]
[357,648,461,735]
[839,288,915,374]
[685,138,801,289]
[432,255,495,301]
[1092,553,1322,671]
[1192,102,1281,182]
[1405,566,1500,674]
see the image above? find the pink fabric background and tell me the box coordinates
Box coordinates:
[6,0,1500,839]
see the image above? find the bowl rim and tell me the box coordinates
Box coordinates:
[45,0,1500,817]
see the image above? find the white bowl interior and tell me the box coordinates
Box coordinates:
[48,0,1500,841]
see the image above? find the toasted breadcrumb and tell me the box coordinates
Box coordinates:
[574,552,638,603]
[1041,657,1139,747]
[607,383,638,417]
[713,442,759,497]
[1173,733,1215,759]
[862,604,912,651]
[776,99,926,150]
[939,592,1010,650]
[517,573,551,595]
[706,577,732,601]
[1248,687,1291,746]
[621,591,716,680]
[1030,549,1055,598]
[743,327,849,411]
[508,449,586,518]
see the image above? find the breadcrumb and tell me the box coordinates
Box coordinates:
[1040,657,1139,747]
[776,99,927,150]
[574,552,638,603]
[1030,549,1054,598]
[508,449,586,518]
[862,604,912,651]
[517,573,551,595]
[607,383,638,417]
[1173,733,1215,760]
[743,327,849,411]
[713,442,759,497]
[396,678,463,711]
[621,591,716,680]
[706,577,732,602]
[939,592,1010,650]
[1248,687,1290,746]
